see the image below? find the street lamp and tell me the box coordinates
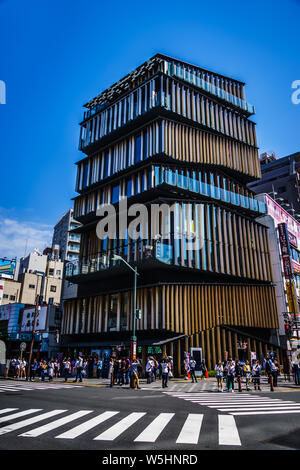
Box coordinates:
[111,254,139,361]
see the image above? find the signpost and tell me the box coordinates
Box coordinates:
[20,342,26,361]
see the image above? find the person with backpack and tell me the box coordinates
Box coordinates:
[235,359,243,392]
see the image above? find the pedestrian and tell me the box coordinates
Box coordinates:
[53,359,59,378]
[215,360,223,392]
[130,359,141,389]
[161,358,170,388]
[125,357,131,385]
[146,357,153,384]
[96,357,103,379]
[15,357,21,379]
[226,360,235,392]
[283,359,290,382]
[30,358,38,381]
[62,357,71,382]
[88,357,94,378]
[41,361,48,382]
[235,359,243,392]
[190,357,198,383]
[48,359,54,382]
[243,360,251,391]
[252,359,262,391]
[73,356,84,383]
[109,358,115,388]
[5,358,10,378]
[168,356,174,380]
[292,362,300,385]
[200,359,207,380]
[20,359,27,379]
[183,357,190,380]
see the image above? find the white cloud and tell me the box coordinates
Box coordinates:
[0,216,52,260]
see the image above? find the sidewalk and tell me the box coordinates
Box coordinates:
[2,375,300,391]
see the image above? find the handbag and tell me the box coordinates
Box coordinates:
[168,370,173,378]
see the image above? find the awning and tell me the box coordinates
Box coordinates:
[152,334,187,346]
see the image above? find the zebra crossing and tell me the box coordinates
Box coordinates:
[164,392,300,416]
[141,381,212,392]
[0,407,242,446]
[0,381,82,393]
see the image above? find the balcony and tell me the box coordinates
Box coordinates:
[65,241,173,282]
[154,167,267,214]
[168,64,255,114]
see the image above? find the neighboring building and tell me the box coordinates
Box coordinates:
[0,279,22,305]
[63,54,280,372]
[19,249,47,275]
[52,209,81,304]
[52,209,81,262]
[0,249,64,308]
[248,151,300,220]
[0,302,61,359]
[255,193,300,351]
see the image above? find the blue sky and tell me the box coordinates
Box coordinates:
[0,0,299,259]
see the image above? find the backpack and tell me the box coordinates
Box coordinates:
[265,361,271,374]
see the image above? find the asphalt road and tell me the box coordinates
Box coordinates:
[0,379,300,451]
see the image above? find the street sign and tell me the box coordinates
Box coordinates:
[20,342,26,352]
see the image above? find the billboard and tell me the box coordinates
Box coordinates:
[278,223,294,280]
[0,259,16,279]
[20,305,48,332]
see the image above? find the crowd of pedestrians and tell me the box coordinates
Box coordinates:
[213,356,281,392]
[5,353,300,390]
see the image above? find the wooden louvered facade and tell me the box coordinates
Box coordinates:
[63,54,281,372]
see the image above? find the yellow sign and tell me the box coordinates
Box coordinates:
[286,280,299,314]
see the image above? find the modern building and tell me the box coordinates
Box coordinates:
[255,193,300,351]
[52,209,81,262]
[63,54,280,372]
[248,151,300,221]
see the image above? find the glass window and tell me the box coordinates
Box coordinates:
[112,184,120,204]
[134,134,142,163]
[104,152,110,178]
[108,294,118,331]
[126,179,132,197]
[83,162,89,188]
[143,130,148,160]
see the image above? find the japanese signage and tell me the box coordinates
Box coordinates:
[278,223,294,280]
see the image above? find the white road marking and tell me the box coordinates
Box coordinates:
[0,408,18,415]
[0,409,42,423]
[218,415,241,446]
[19,410,93,437]
[134,413,175,442]
[94,412,146,441]
[55,411,119,439]
[0,410,67,435]
[176,414,203,444]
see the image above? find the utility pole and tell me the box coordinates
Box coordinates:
[26,294,40,381]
